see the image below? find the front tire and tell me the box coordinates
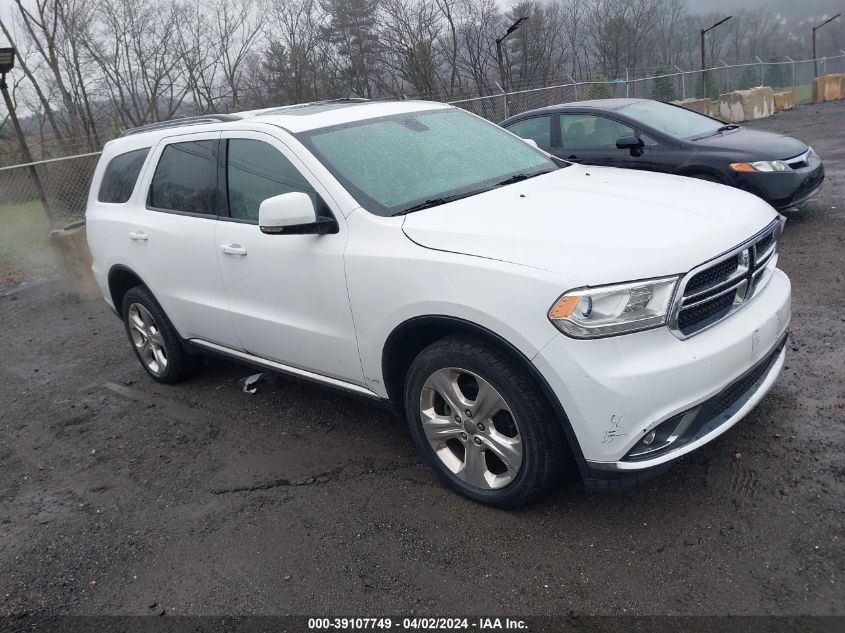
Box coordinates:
[404,337,569,507]
[121,286,199,384]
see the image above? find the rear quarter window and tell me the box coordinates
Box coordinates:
[97,148,150,203]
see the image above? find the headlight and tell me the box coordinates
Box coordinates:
[730,160,791,173]
[548,277,679,338]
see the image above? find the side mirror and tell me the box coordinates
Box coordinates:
[522,138,540,150]
[616,135,644,150]
[258,192,337,235]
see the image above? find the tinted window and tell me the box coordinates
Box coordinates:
[618,100,720,139]
[226,139,316,222]
[148,140,218,215]
[559,114,635,149]
[506,116,552,149]
[98,148,149,203]
[298,109,555,216]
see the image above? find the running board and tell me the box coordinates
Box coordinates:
[189,339,380,399]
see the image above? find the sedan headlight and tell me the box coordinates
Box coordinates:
[548,277,679,338]
[730,160,791,173]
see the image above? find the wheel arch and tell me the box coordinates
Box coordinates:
[381,315,586,471]
[107,264,149,317]
[676,165,728,183]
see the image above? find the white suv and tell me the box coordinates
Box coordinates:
[86,100,791,506]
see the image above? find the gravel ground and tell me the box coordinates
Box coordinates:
[0,100,843,620]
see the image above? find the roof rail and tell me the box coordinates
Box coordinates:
[119,114,242,137]
[255,98,371,117]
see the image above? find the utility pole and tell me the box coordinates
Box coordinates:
[813,13,841,77]
[700,16,732,98]
[0,47,56,229]
[496,17,529,93]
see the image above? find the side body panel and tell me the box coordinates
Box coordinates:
[214,130,363,383]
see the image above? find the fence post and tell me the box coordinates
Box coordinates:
[625,68,630,98]
[495,82,508,120]
[720,60,730,92]
[675,65,686,100]
[755,56,764,86]
[785,56,795,89]
[566,73,578,100]
[0,82,56,229]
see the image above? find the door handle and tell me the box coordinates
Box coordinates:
[128,231,148,242]
[220,243,247,256]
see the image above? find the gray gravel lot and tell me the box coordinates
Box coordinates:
[1,100,843,619]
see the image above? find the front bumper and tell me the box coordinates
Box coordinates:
[731,158,825,210]
[533,268,791,477]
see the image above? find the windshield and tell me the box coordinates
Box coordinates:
[296,108,557,216]
[619,100,722,140]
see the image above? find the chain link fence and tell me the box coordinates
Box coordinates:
[0,152,100,290]
[451,53,845,122]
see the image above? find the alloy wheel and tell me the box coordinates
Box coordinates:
[127,303,168,375]
[419,367,523,489]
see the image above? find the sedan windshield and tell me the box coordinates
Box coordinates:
[619,100,722,140]
[296,108,557,216]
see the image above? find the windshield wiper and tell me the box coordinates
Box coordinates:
[495,170,553,187]
[392,170,553,216]
[393,191,483,216]
[691,123,741,141]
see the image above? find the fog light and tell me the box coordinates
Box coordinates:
[642,430,656,445]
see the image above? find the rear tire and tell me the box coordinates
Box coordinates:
[404,336,569,507]
[121,286,200,384]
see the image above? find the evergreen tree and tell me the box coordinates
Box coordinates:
[319,0,381,98]
[587,71,613,99]
[737,65,759,90]
[651,67,676,102]
[766,57,788,88]
[695,71,719,99]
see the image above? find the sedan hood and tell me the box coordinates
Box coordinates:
[401,165,778,286]
[693,128,807,160]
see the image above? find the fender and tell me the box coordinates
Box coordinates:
[381,315,586,474]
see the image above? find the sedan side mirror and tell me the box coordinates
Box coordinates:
[522,138,540,150]
[258,192,338,235]
[616,135,644,150]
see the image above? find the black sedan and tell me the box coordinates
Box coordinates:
[501,98,824,209]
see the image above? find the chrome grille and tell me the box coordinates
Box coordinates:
[669,219,783,339]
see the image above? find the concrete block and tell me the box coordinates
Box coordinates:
[773,91,794,112]
[813,74,845,102]
[671,98,711,116]
[50,221,101,300]
[718,87,775,122]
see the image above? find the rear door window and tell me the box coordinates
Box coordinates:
[148,140,219,215]
[97,148,150,203]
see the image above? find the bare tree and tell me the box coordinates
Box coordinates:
[381,0,441,96]
[264,0,328,104]
[457,0,500,96]
[85,0,190,127]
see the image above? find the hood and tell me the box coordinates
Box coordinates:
[692,128,807,160]
[401,165,778,286]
